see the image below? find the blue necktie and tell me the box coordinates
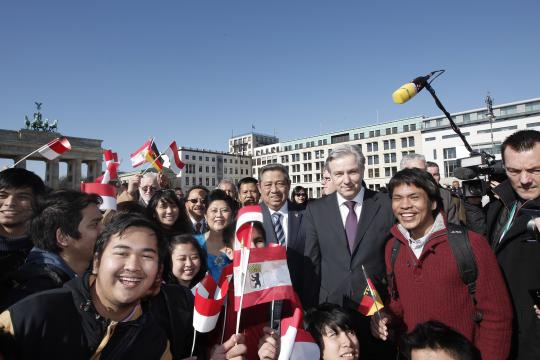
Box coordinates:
[271,212,286,246]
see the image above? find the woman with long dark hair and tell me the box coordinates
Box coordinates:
[146,189,193,238]
[167,234,207,289]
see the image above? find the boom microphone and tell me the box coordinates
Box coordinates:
[392,76,430,104]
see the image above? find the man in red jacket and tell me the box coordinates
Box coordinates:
[371,168,513,360]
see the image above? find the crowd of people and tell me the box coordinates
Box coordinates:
[0,129,539,360]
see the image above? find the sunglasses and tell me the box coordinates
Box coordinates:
[187,198,206,204]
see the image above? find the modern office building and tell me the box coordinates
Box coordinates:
[251,116,425,197]
[421,97,540,184]
[229,132,279,156]
[178,147,252,189]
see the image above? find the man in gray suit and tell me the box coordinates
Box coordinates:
[304,144,395,357]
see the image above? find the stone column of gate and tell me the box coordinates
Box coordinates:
[13,156,27,169]
[68,159,82,189]
[45,159,60,189]
[85,160,102,182]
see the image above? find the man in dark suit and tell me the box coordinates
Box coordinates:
[257,164,305,298]
[303,144,395,357]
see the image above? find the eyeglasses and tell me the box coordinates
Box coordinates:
[141,186,157,193]
[187,198,206,204]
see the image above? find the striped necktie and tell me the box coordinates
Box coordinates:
[271,212,286,246]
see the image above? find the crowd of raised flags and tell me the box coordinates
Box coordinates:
[7,136,389,359]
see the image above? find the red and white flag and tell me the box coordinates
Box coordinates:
[80,182,117,211]
[278,308,320,360]
[38,137,71,160]
[99,149,120,184]
[162,141,185,177]
[233,245,297,310]
[193,265,232,333]
[233,205,297,310]
[130,139,152,167]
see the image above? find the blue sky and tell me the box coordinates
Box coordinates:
[1,0,539,175]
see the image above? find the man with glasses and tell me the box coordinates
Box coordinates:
[467,130,540,359]
[184,185,209,234]
[118,173,160,206]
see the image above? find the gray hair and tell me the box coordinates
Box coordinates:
[399,153,426,170]
[142,172,158,181]
[259,164,290,183]
[325,144,365,172]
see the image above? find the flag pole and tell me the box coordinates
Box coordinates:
[220,297,228,344]
[235,222,253,335]
[190,328,197,357]
[361,265,383,322]
[11,144,48,168]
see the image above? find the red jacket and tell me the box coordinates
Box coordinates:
[385,221,513,360]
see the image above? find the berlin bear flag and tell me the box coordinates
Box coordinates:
[233,205,297,311]
[37,137,71,160]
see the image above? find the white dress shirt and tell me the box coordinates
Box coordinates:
[336,187,365,227]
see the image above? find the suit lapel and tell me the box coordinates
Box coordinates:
[261,203,278,245]
[351,189,380,255]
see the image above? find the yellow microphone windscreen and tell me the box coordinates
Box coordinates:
[392,83,417,104]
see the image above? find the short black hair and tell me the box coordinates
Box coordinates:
[401,321,480,360]
[0,168,46,204]
[206,189,237,215]
[94,213,166,264]
[238,177,258,187]
[186,185,209,199]
[259,164,290,183]
[501,129,540,163]
[304,303,357,351]
[426,161,439,169]
[30,190,102,253]
[146,189,192,234]
[168,234,207,287]
[388,168,443,217]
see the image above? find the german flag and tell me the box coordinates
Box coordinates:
[145,140,163,172]
[357,278,384,316]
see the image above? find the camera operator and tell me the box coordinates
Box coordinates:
[466,130,540,359]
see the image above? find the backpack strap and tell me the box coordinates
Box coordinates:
[446,223,482,323]
[388,238,401,299]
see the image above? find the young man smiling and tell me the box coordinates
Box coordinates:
[371,169,512,360]
[0,213,246,359]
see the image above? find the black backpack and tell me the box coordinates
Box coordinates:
[388,223,483,323]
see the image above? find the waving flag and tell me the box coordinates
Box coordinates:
[278,308,320,360]
[80,182,117,211]
[99,149,120,184]
[145,140,163,172]
[358,278,384,316]
[193,265,232,333]
[162,141,185,177]
[130,139,152,167]
[38,137,71,160]
[235,205,264,248]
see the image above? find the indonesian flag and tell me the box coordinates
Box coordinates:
[162,141,185,177]
[278,308,320,360]
[130,139,152,167]
[99,149,120,184]
[145,140,163,172]
[193,265,232,333]
[357,278,384,316]
[38,137,71,160]
[80,182,117,211]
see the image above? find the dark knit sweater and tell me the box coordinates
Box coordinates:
[385,222,513,360]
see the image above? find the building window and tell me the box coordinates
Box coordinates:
[410,124,416,131]
[185,177,189,186]
[443,147,456,159]
[403,124,409,132]
[433,149,437,160]
[444,160,458,178]
[408,137,415,147]
[368,169,373,178]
